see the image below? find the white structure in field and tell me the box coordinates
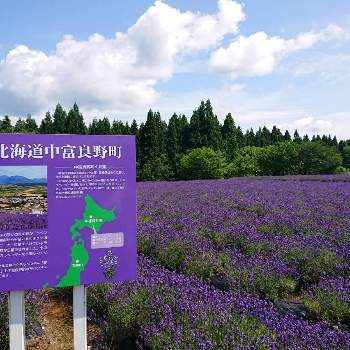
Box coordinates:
[32,209,43,215]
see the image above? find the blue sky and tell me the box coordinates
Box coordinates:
[0,1,350,138]
[0,166,47,179]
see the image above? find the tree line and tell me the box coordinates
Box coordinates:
[0,100,349,180]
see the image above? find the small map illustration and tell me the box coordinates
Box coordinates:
[56,195,116,287]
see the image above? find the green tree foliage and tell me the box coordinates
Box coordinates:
[141,154,173,181]
[14,118,26,133]
[138,110,167,165]
[111,120,130,135]
[299,142,342,174]
[1,100,347,180]
[166,113,188,177]
[260,142,300,176]
[52,103,67,134]
[97,118,111,135]
[271,126,284,144]
[283,130,291,141]
[39,112,54,134]
[221,113,238,161]
[226,146,262,177]
[0,116,13,133]
[24,114,38,133]
[293,130,302,144]
[65,103,86,134]
[138,110,171,180]
[188,100,222,151]
[341,145,350,168]
[130,119,138,136]
[245,128,255,147]
[255,127,271,147]
[179,147,225,180]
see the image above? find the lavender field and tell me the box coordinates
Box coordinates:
[89,175,350,349]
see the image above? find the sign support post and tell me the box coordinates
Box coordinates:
[73,285,87,350]
[9,291,25,350]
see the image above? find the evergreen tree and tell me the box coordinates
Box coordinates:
[293,130,302,144]
[0,116,13,133]
[138,110,170,180]
[130,119,138,135]
[111,120,122,135]
[236,126,245,148]
[283,130,292,142]
[39,112,54,134]
[221,113,238,161]
[24,114,38,133]
[178,114,189,152]
[130,119,140,172]
[332,136,338,148]
[188,100,222,150]
[245,128,255,146]
[111,120,130,135]
[66,103,86,134]
[88,119,99,135]
[262,126,271,146]
[124,122,131,135]
[166,113,183,177]
[303,135,310,142]
[52,103,67,134]
[341,146,350,168]
[14,118,26,133]
[271,126,283,144]
[96,117,111,135]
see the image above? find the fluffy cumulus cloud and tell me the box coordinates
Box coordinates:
[271,117,334,137]
[209,24,349,77]
[0,0,245,115]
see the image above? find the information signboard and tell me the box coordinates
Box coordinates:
[0,134,136,292]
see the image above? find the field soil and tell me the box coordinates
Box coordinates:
[27,292,101,350]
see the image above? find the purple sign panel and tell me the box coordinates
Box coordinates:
[0,134,136,292]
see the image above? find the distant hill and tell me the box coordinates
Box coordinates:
[0,175,47,185]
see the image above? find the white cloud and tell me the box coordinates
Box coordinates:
[270,117,333,136]
[0,0,245,116]
[209,24,349,77]
[284,53,350,82]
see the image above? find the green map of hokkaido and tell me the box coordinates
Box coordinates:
[54,195,116,287]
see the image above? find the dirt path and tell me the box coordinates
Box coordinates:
[27,292,102,350]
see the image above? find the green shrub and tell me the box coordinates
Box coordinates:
[138,215,153,223]
[303,289,350,324]
[254,272,297,301]
[244,241,271,257]
[87,283,113,324]
[185,253,216,280]
[185,252,230,281]
[106,287,149,348]
[141,154,173,181]
[300,250,342,285]
[226,146,262,177]
[335,166,349,174]
[157,241,187,271]
[298,142,342,174]
[137,234,157,258]
[179,147,226,180]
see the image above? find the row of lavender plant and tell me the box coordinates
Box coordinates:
[0,291,47,350]
[88,176,350,349]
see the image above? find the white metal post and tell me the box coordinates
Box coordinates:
[73,285,87,350]
[9,291,25,350]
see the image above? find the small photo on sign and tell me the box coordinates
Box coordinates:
[0,166,47,215]
[0,166,48,232]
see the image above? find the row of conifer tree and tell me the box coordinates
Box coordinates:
[0,100,349,180]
